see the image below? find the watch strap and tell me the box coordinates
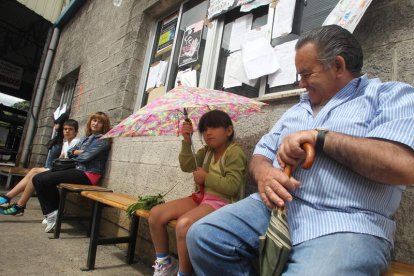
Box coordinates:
[315,129,327,153]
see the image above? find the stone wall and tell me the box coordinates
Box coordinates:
[356,0,414,264]
[33,0,414,266]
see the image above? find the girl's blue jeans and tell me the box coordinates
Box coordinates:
[187,196,391,276]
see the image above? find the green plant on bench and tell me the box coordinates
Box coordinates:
[126,194,165,217]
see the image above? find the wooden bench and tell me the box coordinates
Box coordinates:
[51,184,113,239]
[79,191,176,271]
[0,166,30,189]
[77,190,413,274]
[385,261,414,276]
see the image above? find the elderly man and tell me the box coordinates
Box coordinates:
[186,25,414,275]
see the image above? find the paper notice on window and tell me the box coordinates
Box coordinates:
[272,0,296,38]
[156,61,168,87]
[323,0,373,33]
[241,36,280,80]
[228,14,253,52]
[240,0,272,12]
[175,69,197,87]
[268,39,297,88]
[225,51,258,87]
[146,63,161,91]
[147,86,166,104]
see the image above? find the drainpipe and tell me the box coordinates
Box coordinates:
[19,0,86,166]
[20,27,60,167]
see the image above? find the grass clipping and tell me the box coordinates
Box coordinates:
[126,194,165,217]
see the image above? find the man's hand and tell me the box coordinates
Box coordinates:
[193,167,207,186]
[250,155,300,209]
[181,121,193,143]
[277,130,318,171]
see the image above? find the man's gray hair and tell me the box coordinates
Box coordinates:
[296,25,363,77]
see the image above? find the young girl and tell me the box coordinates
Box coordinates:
[148,110,247,276]
[0,119,80,216]
[32,111,111,233]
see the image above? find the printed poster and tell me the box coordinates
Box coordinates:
[323,0,373,33]
[156,13,178,55]
[178,20,204,67]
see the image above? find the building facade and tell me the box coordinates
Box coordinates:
[29,0,414,265]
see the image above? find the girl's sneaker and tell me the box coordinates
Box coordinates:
[0,195,11,208]
[0,203,24,216]
[152,257,178,276]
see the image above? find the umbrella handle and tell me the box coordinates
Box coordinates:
[282,142,315,177]
[279,143,315,213]
[183,110,199,168]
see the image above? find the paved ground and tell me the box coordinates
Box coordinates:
[0,188,153,276]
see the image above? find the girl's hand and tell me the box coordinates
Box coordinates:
[181,121,193,142]
[193,167,207,185]
[73,150,84,156]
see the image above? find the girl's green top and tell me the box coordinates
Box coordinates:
[179,141,247,202]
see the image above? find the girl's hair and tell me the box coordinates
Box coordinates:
[85,111,111,136]
[198,110,234,141]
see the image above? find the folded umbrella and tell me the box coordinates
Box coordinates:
[259,143,315,276]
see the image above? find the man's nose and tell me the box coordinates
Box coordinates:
[298,77,307,88]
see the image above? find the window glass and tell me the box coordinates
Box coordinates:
[141,11,179,107]
[167,0,209,90]
[266,0,337,94]
[214,5,268,98]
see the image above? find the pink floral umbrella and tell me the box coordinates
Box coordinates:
[102,86,267,138]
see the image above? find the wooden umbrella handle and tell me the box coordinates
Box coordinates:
[283,142,315,177]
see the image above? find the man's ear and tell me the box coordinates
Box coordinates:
[334,56,347,75]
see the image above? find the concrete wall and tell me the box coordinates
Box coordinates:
[34,0,414,265]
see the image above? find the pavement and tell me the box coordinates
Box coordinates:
[0,188,153,276]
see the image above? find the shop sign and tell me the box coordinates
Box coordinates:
[178,20,204,67]
[0,60,23,90]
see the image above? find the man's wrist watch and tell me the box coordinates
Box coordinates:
[315,128,329,153]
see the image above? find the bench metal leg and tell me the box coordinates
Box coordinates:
[126,215,139,264]
[51,188,68,239]
[5,174,12,189]
[81,201,103,271]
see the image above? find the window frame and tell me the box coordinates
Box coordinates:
[135,0,338,109]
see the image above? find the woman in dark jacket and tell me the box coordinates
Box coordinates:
[33,111,111,233]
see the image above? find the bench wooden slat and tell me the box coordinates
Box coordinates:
[385,261,414,276]
[59,183,113,192]
[81,191,137,211]
[0,167,30,175]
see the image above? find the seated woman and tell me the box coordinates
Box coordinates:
[0,119,80,215]
[33,111,111,233]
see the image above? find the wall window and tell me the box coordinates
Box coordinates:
[138,0,340,107]
[141,0,208,107]
[214,5,268,98]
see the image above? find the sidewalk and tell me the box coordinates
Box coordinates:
[0,188,152,275]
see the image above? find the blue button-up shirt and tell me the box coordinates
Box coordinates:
[252,74,414,246]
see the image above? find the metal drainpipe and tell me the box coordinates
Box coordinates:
[20,27,60,167]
